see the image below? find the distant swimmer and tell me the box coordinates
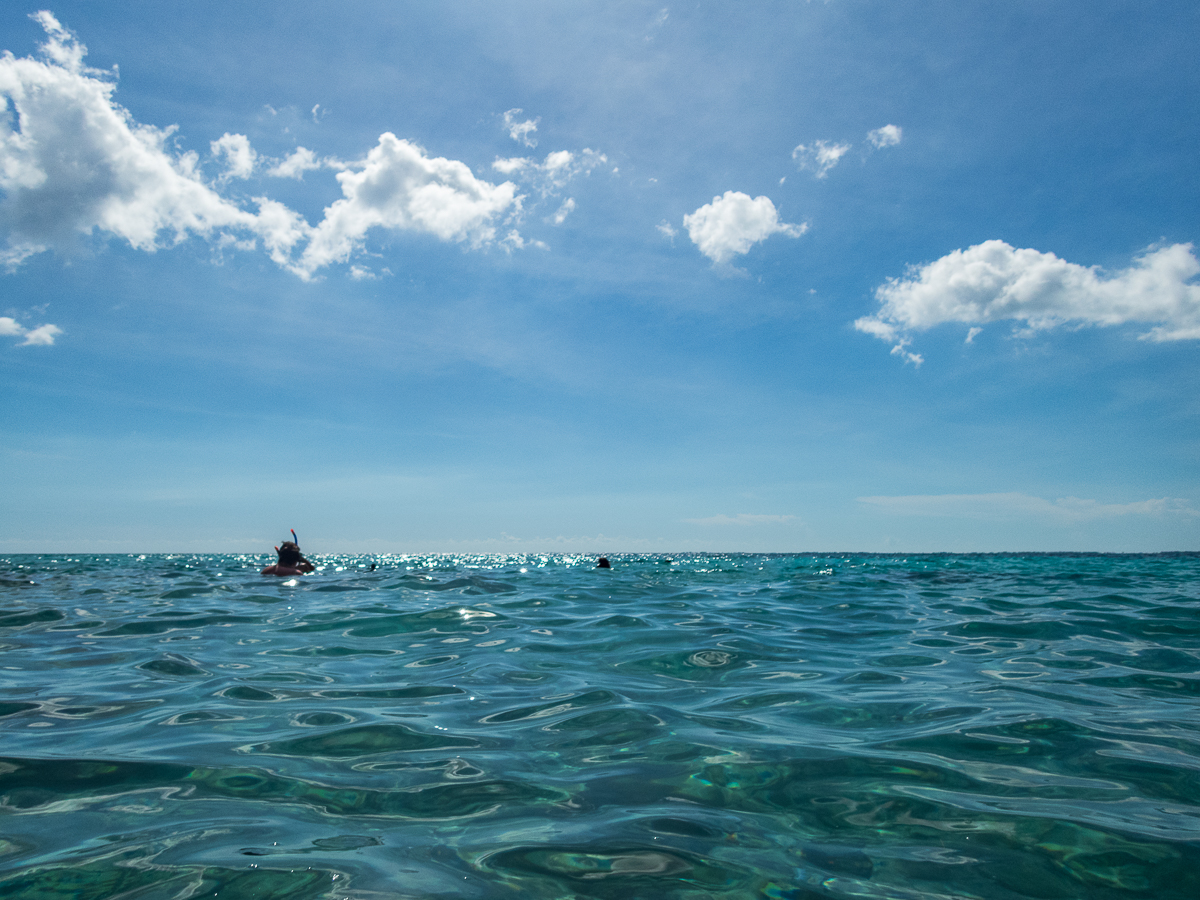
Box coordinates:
[596,557,611,569]
[262,530,315,576]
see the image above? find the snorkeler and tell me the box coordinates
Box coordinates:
[261,530,315,576]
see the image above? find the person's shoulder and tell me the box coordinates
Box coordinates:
[262,564,303,576]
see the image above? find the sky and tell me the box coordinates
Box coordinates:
[2,0,1199,554]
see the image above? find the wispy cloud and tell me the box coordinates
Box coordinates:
[684,513,797,526]
[856,241,1200,361]
[858,492,1197,522]
[492,148,608,198]
[550,197,575,225]
[793,124,902,179]
[502,108,539,148]
[791,140,850,178]
[646,7,670,41]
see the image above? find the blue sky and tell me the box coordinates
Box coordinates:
[2,1,1198,553]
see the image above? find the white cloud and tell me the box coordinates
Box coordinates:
[267,147,322,180]
[682,190,807,265]
[792,139,851,178]
[551,197,575,225]
[856,240,1200,359]
[0,15,528,280]
[210,132,256,181]
[858,492,1197,522]
[0,314,61,345]
[492,148,607,197]
[0,13,265,266]
[657,219,677,241]
[295,133,520,278]
[684,513,797,526]
[491,157,528,176]
[502,108,538,148]
[646,7,670,40]
[867,124,902,148]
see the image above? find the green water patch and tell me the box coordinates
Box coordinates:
[137,655,211,677]
[97,614,261,636]
[480,689,618,725]
[267,644,399,657]
[314,684,464,700]
[220,685,282,702]
[544,708,667,750]
[645,816,725,839]
[158,586,218,599]
[161,709,246,724]
[0,702,39,718]
[0,851,339,900]
[409,575,519,594]
[591,615,652,628]
[674,753,1199,895]
[617,649,749,682]
[250,722,479,758]
[293,711,355,727]
[0,608,65,628]
[480,843,750,897]
[237,593,293,604]
[0,754,567,821]
[838,669,905,684]
[1083,672,1200,698]
[240,834,382,855]
[284,605,502,637]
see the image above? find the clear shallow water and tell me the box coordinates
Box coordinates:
[0,552,1198,900]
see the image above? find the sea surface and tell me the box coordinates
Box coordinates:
[0,552,1198,900]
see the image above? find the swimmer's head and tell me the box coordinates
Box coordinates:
[278,541,303,565]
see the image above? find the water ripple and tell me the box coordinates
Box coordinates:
[0,552,1197,898]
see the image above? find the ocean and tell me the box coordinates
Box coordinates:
[0,552,1197,899]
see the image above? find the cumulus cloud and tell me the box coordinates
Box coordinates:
[0,13,271,267]
[792,139,850,178]
[210,132,256,181]
[1,314,61,345]
[682,191,806,266]
[0,14,528,279]
[502,108,538,148]
[267,146,323,180]
[858,492,1197,522]
[867,124,902,148]
[294,133,519,278]
[856,240,1200,360]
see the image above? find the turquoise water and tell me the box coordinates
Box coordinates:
[0,552,1198,899]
